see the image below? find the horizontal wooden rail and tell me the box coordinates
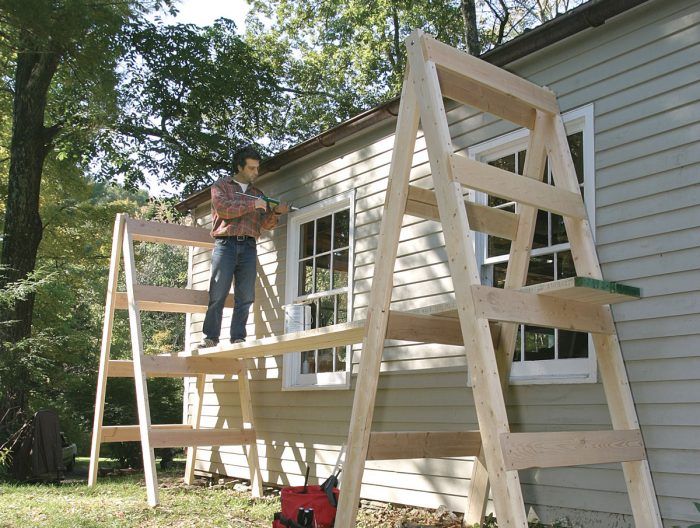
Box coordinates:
[367,431,482,460]
[108,357,242,378]
[101,424,192,443]
[420,33,560,116]
[149,427,256,448]
[520,277,641,304]
[471,285,615,334]
[115,285,233,313]
[126,218,214,248]
[386,311,464,346]
[406,185,519,240]
[450,154,588,220]
[501,430,646,470]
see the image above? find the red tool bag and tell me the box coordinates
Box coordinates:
[273,468,340,528]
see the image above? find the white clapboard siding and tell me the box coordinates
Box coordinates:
[184,1,700,525]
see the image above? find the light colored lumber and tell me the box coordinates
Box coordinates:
[520,276,641,304]
[122,223,160,507]
[107,357,242,377]
[184,374,205,485]
[101,424,193,443]
[238,367,263,497]
[421,33,560,116]
[335,69,419,528]
[126,217,214,248]
[386,311,463,345]
[406,29,528,526]
[501,430,646,471]
[546,113,662,527]
[149,427,256,448]
[450,153,587,219]
[406,185,519,240]
[367,431,482,460]
[88,213,126,487]
[471,285,615,334]
[114,284,233,313]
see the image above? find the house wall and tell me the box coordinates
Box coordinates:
[185,0,700,525]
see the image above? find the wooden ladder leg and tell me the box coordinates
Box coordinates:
[184,374,205,485]
[547,114,662,527]
[464,112,550,525]
[238,364,263,497]
[122,223,160,507]
[88,214,127,487]
[334,73,419,528]
[406,30,528,527]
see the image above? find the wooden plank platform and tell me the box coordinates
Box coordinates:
[108,357,242,377]
[367,431,482,460]
[520,276,641,304]
[127,218,214,248]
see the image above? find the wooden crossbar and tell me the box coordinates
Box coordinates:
[114,284,233,313]
[126,218,214,248]
[450,154,588,219]
[405,185,519,240]
[367,431,482,460]
[108,357,242,377]
[101,424,192,443]
[521,277,641,304]
[386,311,463,345]
[420,34,560,116]
[501,430,646,470]
[149,427,256,448]
[471,285,615,334]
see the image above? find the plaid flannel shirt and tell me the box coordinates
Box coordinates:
[209,176,279,238]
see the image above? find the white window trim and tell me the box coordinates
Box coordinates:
[282,191,355,390]
[467,104,597,385]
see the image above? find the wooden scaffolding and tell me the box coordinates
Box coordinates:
[89,29,662,527]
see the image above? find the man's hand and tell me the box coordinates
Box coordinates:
[273,202,291,215]
[254,197,267,210]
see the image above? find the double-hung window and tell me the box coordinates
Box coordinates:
[469,105,596,384]
[283,192,354,389]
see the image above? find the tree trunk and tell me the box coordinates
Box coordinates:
[460,0,481,55]
[0,31,60,420]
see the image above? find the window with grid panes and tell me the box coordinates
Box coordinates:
[472,106,596,383]
[284,193,354,389]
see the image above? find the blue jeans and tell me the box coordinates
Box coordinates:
[202,237,257,342]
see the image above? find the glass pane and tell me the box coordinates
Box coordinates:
[524,326,555,361]
[299,220,314,258]
[532,210,548,248]
[332,250,349,289]
[299,259,314,295]
[316,214,333,255]
[488,195,510,208]
[334,209,350,249]
[336,292,348,324]
[558,330,588,359]
[513,327,522,362]
[551,214,567,245]
[568,132,584,185]
[526,254,554,286]
[517,150,526,174]
[557,251,576,279]
[335,347,347,371]
[318,296,335,327]
[317,349,334,373]
[489,153,515,173]
[493,261,507,289]
[315,253,331,292]
[301,350,316,374]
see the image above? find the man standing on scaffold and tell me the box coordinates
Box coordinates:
[198,146,291,349]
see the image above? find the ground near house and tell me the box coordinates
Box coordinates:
[0,458,562,527]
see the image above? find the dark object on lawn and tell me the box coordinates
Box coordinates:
[12,409,66,482]
[60,432,77,472]
[272,467,341,528]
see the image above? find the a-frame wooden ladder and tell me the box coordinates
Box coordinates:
[334,30,662,527]
[88,213,263,506]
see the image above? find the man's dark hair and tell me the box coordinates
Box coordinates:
[233,146,262,173]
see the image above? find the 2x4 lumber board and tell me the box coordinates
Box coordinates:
[450,154,587,220]
[386,311,463,346]
[107,357,242,378]
[546,113,662,526]
[471,285,614,334]
[126,217,214,248]
[149,427,255,448]
[500,430,646,471]
[101,424,192,443]
[189,320,367,359]
[406,29,528,526]
[367,431,482,460]
[335,70,419,528]
[184,374,205,485]
[114,285,233,313]
[238,367,263,497]
[89,213,126,487]
[520,277,641,304]
[406,185,519,240]
[420,33,559,116]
